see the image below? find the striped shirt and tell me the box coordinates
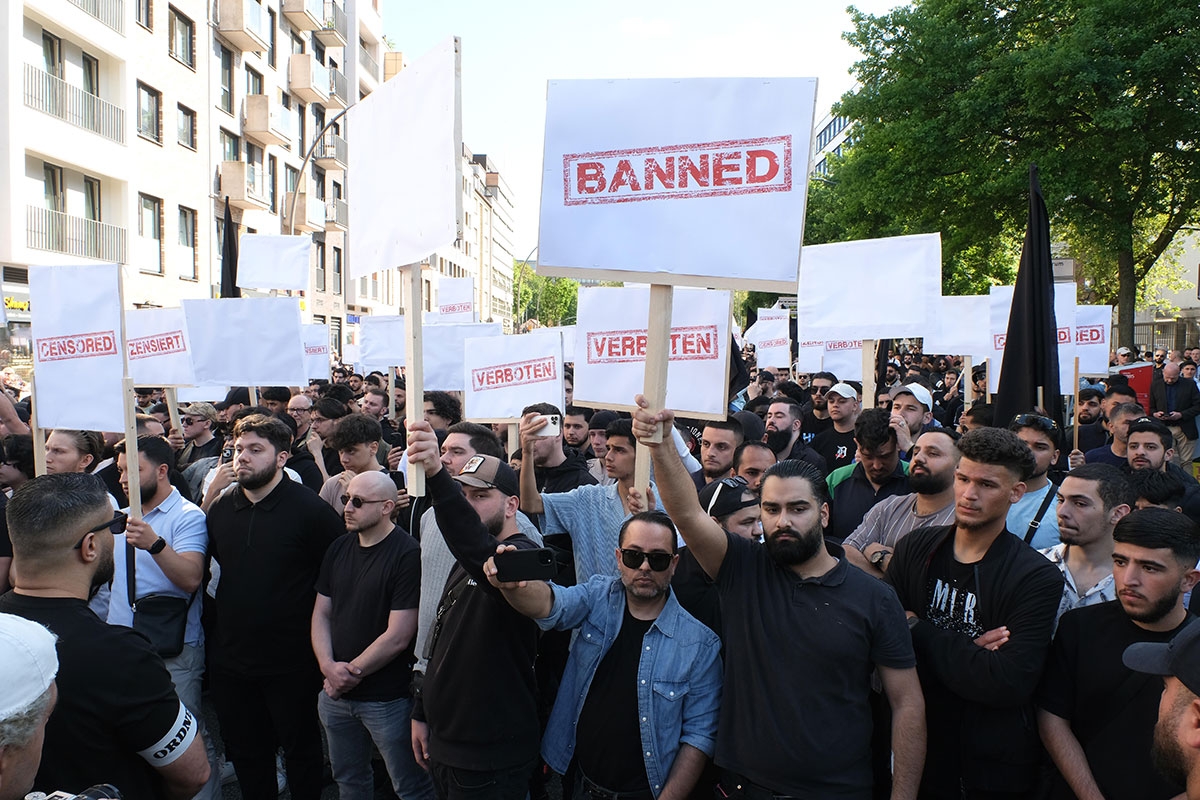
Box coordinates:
[1038,543,1116,631]
[843,492,957,554]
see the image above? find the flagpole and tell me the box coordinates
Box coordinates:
[1072,357,1081,453]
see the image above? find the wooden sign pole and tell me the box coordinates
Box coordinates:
[634,285,673,497]
[507,424,518,460]
[862,339,877,409]
[164,387,183,438]
[30,376,46,476]
[405,264,426,497]
[117,271,141,519]
[388,367,398,422]
[963,356,973,403]
[248,386,259,407]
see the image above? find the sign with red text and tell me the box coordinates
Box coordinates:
[424,322,502,390]
[746,309,790,370]
[988,284,1076,395]
[126,307,196,387]
[794,339,825,373]
[463,332,564,420]
[183,298,306,385]
[30,263,125,431]
[574,286,731,417]
[302,324,331,379]
[1075,305,1113,375]
[538,78,817,291]
[823,339,864,382]
[437,277,475,322]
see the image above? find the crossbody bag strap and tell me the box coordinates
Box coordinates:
[1024,486,1057,544]
[422,569,471,662]
[126,539,138,608]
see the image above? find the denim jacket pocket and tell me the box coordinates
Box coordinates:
[652,680,691,702]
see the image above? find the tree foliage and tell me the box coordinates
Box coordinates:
[513,261,579,328]
[810,0,1200,344]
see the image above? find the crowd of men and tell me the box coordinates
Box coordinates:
[1,349,1200,800]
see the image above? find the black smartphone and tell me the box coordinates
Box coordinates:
[494,548,557,583]
[389,470,406,492]
[221,446,234,462]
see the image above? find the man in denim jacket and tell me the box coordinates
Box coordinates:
[485,510,722,800]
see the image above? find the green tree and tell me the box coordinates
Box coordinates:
[817,0,1199,344]
[512,260,579,328]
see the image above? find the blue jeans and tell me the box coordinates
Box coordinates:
[317,690,435,800]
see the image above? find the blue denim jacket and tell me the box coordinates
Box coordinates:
[538,575,722,797]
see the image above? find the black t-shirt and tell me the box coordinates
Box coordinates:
[0,493,11,558]
[924,545,984,639]
[316,526,421,700]
[810,428,857,474]
[670,547,721,640]
[0,593,197,798]
[576,607,655,792]
[1038,602,1191,799]
[801,410,834,443]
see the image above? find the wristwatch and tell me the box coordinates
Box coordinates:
[869,548,891,567]
[148,537,167,555]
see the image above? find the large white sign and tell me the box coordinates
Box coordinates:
[126,307,196,387]
[1075,305,1113,375]
[424,323,503,391]
[30,264,125,431]
[747,312,791,370]
[538,78,818,292]
[797,233,942,339]
[177,385,229,403]
[437,277,475,322]
[237,234,312,291]
[302,324,331,379]
[183,298,306,386]
[573,286,732,417]
[360,315,407,369]
[795,338,824,373]
[923,295,991,360]
[987,284,1076,395]
[823,340,864,382]
[463,332,564,420]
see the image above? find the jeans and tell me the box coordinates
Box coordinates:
[164,643,220,800]
[429,757,536,800]
[317,690,434,800]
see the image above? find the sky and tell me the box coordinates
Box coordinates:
[382,0,906,258]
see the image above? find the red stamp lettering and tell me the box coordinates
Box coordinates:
[440,302,473,315]
[472,357,558,392]
[37,331,119,362]
[586,326,720,364]
[1076,325,1106,345]
[825,340,863,352]
[128,330,187,360]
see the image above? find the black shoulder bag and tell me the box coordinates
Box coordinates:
[127,540,194,658]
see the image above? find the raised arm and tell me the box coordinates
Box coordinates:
[484,543,554,619]
[517,412,546,515]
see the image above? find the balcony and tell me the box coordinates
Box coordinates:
[314,1,347,46]
[327,66,349,109]
[282,0,322,32]
[314,132,347,171]
[243,94,295,147]
[284,191,324,233]
[221,161,269,210]
[24,64,125,144]
[289,54,330,104]
[27,205,127,263]
[325,198,348,232]
[359,45,379,83]
[219,0,269,53]
[67,0,124,34]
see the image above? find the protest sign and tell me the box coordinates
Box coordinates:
[923,295,991,359]
[183,298,306,386]
[988,284,1076,395]
[302,324,331,379]
[342,343,360,368]
[747,313,791,370]
[797,233,941,339]
[30,264,125,431]
[823,340,864,382]
[437,277,475,322]
[237,234,312,291]
[1075,305,1113,375]
[177,385,229,403]
[538,78,817,292]
[463,332,563,421]
[359,315,407,370]
[794,338,824,373]
[424,322,502,390]
[126,307,196,387]
[573,286,731,418]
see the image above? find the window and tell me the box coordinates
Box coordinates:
[246,66,263,96]
[41,32,62,78]
[267,9,277,68]
[136,0,151,28]
[371,270,377,299]
[220,129,240,161]
[177,104,196,148]
[332,247,342,295]
[43,164,64,212]
[297,102,306,152]
[268,155,277,212]
[82,54,99,95]
[285,165,299,193]
[178,207,197,279]
[315,242,326,291]
[314,40,326,65]
[245,142,263,170]
[329,317,341,356]
[139,194,163,274]
[291,32,304,54]
[168,7,194,67]
[136,82,161,142]
[311,165,325,200]
[219,46,233,113]
[83,177,101,221]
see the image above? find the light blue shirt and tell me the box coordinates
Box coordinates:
[542,483,661,585]
[538,575,722,796]
[108,488,209,646]
[1007,481,1060,550]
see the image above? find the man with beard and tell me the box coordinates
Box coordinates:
[1065,388,1107,457]
[1080,401,1144,468]
[1038,464,1134,627]
[763,399,827,475]
[405,426,542,800]
[0,473,211,796]
[844,430,961,579]
[483,511,723,800]
[810,383,861,474]
[1039,508,1199,800]
[1124,616,1200,800]
[800,371,838,443]
[826,409,910,543]
[885,428,1064,799]
[888,383,936,457]
[1124,417,1200,524]
[1006,413,1063,549]
[562,406,593,454]
[206,414,344,800]
[633,395,925,800]
[699,418,745,484]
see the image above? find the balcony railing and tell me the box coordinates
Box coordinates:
[27,205,127,263]
[282,0,322,31]
[24,64,125,144]
[314,132,347,169]
[328,67,349,108]
[315,1,347,46]
[67,0,125,34]
[325,198,348,230]
[289,53,330,104]
[359,45,379,81]
[219,0,270,52]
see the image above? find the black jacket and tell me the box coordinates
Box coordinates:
[886,524,1063,793]
[783,436,828,475]
[1150,377,1200,439]
[536,448,598,495]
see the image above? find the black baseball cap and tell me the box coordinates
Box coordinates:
[698,476,757,519]
[1123,621,1200,696]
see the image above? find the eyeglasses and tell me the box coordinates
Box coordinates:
[619,548,674,572]
[1010,413,1060,434]
[74,511,128,549]
[812,385,832,395]
[340,494,388,509]
[288,407,310,414]
[180,417,199,426]
[705,476,749,516]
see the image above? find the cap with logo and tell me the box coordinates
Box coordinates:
[0,613,58,717]
[889,383,933,411]
[698,477,758,519]
[454,455,519,497]
[828,383,858,400]
[1123,620,1200,697]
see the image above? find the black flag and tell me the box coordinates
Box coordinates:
[219,198,241,298]
[993,165,1063,429]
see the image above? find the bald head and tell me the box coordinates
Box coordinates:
[348,470,397,503]
[1164,362,1181,383]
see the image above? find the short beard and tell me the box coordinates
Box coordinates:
[764,429,793,454]
[764,523,823,566]
[239,463,279,491]
[1152,691,1194,787]
[954,512,1000,532]
[909,471,951,495]
[137,479,161,506]
[1125,588,1181,625]
[90,545,115,600]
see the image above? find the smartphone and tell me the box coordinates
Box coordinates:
[388,470,406,492]
[494,548,557,582]
[536,414,561,438]
[221,446,234,463]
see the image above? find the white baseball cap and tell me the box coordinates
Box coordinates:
[0,613,58,717]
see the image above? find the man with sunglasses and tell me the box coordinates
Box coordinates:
[484,510,722,800]
[0,473,211,797]
[800,371,839,444]
[176,402,220,468]
[1007,413,1063,550]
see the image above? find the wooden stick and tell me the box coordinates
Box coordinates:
[862,339,877,409]
[30,376,46,476]
[248,386,259,407]
[388,367,397,422]
[963,356,973,403]
[507,423,518,460]
[165,388,182,438]
[121,376,142,519]
[1072,357,1081,452]
[405,264,426,497]
[634,285,673,496]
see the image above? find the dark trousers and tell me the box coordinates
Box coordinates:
[429,758,537,800]
[209,667,324,800]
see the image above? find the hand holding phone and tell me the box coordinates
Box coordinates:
[535,415,560,438]
[493,547,557,583]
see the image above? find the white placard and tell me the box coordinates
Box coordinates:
[437,277,475,322]
[987,284,1076,395]
[538,78,817,292]
[1075,305,1113,375]
[177,386,229,404]
[183,298,306,385]
[742,307,788,343]
[350,37,461,279]
[237,234,312,291]
[795,338,824,373]
[342,343,360,368]
[922,295,991,359]
[302,324,331,379]
[560,326,577,363]
[463,333,564,420]
[798,233,942,339]
[573,286,732,417]
[359,315,407,369]
[823,340,864,382]
[30,264,125,431]
[749,316,791,370]
[126,307,196,387]
[424,323,503,391]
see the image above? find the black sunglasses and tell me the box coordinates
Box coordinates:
[341,494,388,509]
[619,548,673,572]
[812,385,832,395]
[1010,413,1060,434]
[74,511,128,549]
